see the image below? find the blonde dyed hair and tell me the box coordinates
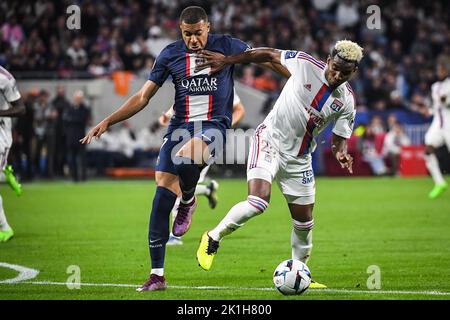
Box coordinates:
[333,40,364,64]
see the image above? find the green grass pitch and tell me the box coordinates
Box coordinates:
[0,177,449,300]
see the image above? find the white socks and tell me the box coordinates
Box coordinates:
[209,195,269,241]
[207,197,314,265]
[0,195,10,231]
[195,184,210,196]
[180,196,194,204]
[425,154,445,185]
[291,219,314,264]
[151,268,164,276]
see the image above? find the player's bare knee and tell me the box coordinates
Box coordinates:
[155,171,180,195]
[175,146,190,159]
[155,171,170,185]
[248,178,272,204]
[175,138,206,164]
[249,191,270,204]
[286,196,315,222]
[175,140,193,159]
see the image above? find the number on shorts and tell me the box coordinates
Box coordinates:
[260,139,269,153]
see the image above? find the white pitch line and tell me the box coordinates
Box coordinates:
[2,280,449,296]
[0,263,39,284]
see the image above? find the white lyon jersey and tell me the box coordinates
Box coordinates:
[263,50,356,157]
[0,66,21,148]
[425,77,450,148]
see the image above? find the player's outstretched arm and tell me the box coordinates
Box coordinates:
[331,133,353,174]
[197,48,284,74]
[0,99,25,117]
[258,62,291,78]
[80,80,159,144]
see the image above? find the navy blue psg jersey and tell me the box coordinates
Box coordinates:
[149,34,251,128]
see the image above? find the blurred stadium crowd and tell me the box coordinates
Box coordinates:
[2,0,449,108]
[11,86,166,181]
[1,0,449,180]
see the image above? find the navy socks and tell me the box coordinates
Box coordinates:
[148,186,177,268]
[174,156,201,202]
[148,157,201,269]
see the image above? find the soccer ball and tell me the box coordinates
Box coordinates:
[273,259,312,295]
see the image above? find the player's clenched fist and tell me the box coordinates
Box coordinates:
[80,119,110,144]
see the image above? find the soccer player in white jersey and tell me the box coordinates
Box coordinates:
[196,40,363,288]
[423,62,450,199]
[159,89,246,245]
[0,66,25,242]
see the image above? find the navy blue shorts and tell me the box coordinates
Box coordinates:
[155,120,228,175]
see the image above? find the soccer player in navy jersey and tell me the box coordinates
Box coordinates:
[80,6,252,291]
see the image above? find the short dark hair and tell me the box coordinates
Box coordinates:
[179,6,208,24]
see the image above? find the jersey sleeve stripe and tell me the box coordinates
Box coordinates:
[298,51,326,66]
[297,56,325,70]
[297,53,326,69]
[345,83,353,93]
[345,83,357,107]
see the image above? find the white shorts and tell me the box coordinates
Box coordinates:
[0,145,10,170]
[425,120,450,149]
[247,124,315,204]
